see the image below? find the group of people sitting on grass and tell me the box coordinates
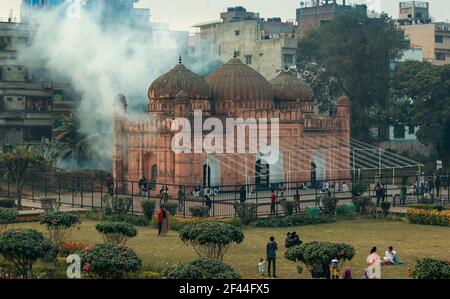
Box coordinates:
[285,232,302,248]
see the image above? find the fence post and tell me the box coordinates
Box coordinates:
[447,175,450,204]
[234,185,237,218]
[91,178,94,208]
[58,175,61,207]
[131,181,134,215]
[71,176,74,208]
[100,179,103,210]
[80,178,84,208]
[44,175,48,199]
[7,175,10,197]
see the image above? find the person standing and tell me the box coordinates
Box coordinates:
[160,208,170,236]
[294,190,301,214]
[106,175,114,197]
[163,185,169,203]
[266,236,278,278]
[435,175,441,197]
[178,185,185,212]
[239,186,246,204]
[156,208,164,237]
[270,190,277,216]
[374,183,382,207]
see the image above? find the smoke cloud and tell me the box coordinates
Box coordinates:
[18,2,215,171]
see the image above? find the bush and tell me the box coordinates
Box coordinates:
[281,201,295,216]
[111,197,132,215]
[411,258,450,279]
[285,241,355,279]
[407,208,450,226]
[306,207,320,218]
[95,222,138,245]
[167,217,242,231]
[322,196,338,215]
[0,208,18,231]
[233,203,258,224]
[108,214,149,227]
[179,222,244,261]
[81,243,142,279]
[381,202,391,218]
[40,212,81,255]
[409,204,449,211]
[0,229,53,278]
[161,259,240,279]
[160,202,178,216]
[354,196,371,214]
[252,214,335,228]
[141,200,156,221]
[40,198,58,212]
[351,182,367,197]
[189,205,210,218]
[336,204,356,219]
[0,198,15,208]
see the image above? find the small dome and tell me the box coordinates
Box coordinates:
[270,70,313,102]
[205,57,273,102]
[115,94,127,107]
[148,62,210,101]
[336,95,350,106]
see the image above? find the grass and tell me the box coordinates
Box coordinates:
[14,218,450,279]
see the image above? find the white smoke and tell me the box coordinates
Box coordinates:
[18,2,213,171]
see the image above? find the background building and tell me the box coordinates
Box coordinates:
[398,1,450,65]
[190,6,298,80]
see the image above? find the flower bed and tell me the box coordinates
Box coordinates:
[407,208,450,227]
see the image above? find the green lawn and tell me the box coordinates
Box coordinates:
[15,218,450,279]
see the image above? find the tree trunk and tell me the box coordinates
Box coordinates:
[16,179,22,210]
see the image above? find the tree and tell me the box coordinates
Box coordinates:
[297,10,407,141]
[56,115,91,165]
[40,212,81,255]
[285,241,355,278]
[390,61,450,168]
[0,145,45,209]
[95,222,138,245]
[178,222,245,261]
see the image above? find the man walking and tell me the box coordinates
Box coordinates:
[266,236,278,278]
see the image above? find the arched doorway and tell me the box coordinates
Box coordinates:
[150,164,157,189]
[312,152,326,189]
[203,156,221,190]
[256,146,284,189]
[255,158,270,189]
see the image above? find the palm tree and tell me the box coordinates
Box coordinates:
[56,115,91,167]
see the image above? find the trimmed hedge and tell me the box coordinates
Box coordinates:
[153,216,242,231]
[252,214,335,228]
[0,198,15,209]
[336,204,356,219]
[411,258,450,279]
[161,259,240,279]
[95,222,138,245]
[233,203,258,224]
[407,208,450,227]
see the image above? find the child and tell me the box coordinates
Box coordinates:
[257,258,266,277]
[330,257,339,279]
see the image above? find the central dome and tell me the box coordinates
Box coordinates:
[148,62,210,101]
[205,57,273,103]
[270,70,314,102]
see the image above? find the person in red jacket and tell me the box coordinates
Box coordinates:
[156,208,164,236]
[270,190,277,216]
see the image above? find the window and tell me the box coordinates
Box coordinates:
[435,35,443,43]
[415,12,422,18]
[436,52,446,61]
[408,125,415,134]
[393,125,405,139]
[235,51,240,57]
[245,55,252,65]
[6,97,13,102]
[283,54,294,65]
[235,30,240,36]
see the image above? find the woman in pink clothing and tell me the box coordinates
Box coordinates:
[367,247,382,266]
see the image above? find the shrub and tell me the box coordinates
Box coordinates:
[111,197,132,215]
[233,202,258,224]
[141,271,160,279]
[381,202,391,218]
[351,182,367,197]
[409,204,449,211]
[407,208,450,227]
[167,217,242,231]
[306,207,320,218]
[322,196,338,215]
[95,222,138,245]
[160,202,178,216]
[179,222,244,261]
[161,259,240,279]
[0,208,18,231]
[40,212,81,255]
[411,258,450,279]
[141,200,156,221]
[40,198,58,212]
[189,205,210,218]
[108,214,149,227]
[285,241,355,279]
[61,241,93,256]
[354,196,371,214]
[281,201,295,216]
[252,214,335,228]
[81,243,142,279]
[0,229,53,278]
[0,198,15,208]
[336,204,356,218]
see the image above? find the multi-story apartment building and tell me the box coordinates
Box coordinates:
[398,1,450,65]
[190,6,299,80]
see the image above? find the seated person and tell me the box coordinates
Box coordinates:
[383,246,399,265]
[290,232,303,247]
[285,232,293,249]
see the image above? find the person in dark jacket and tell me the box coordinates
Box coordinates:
[266,236,278,278]
[239,186,246,203]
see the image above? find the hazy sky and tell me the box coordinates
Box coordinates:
[0,0,449,32]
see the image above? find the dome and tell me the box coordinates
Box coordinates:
[148,61,210,101]
[115,94,127,107]
[336,95,350,106]
[205,57,273,102]
[270,70,313,102]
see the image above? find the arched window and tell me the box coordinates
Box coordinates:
[151,164,157,189]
